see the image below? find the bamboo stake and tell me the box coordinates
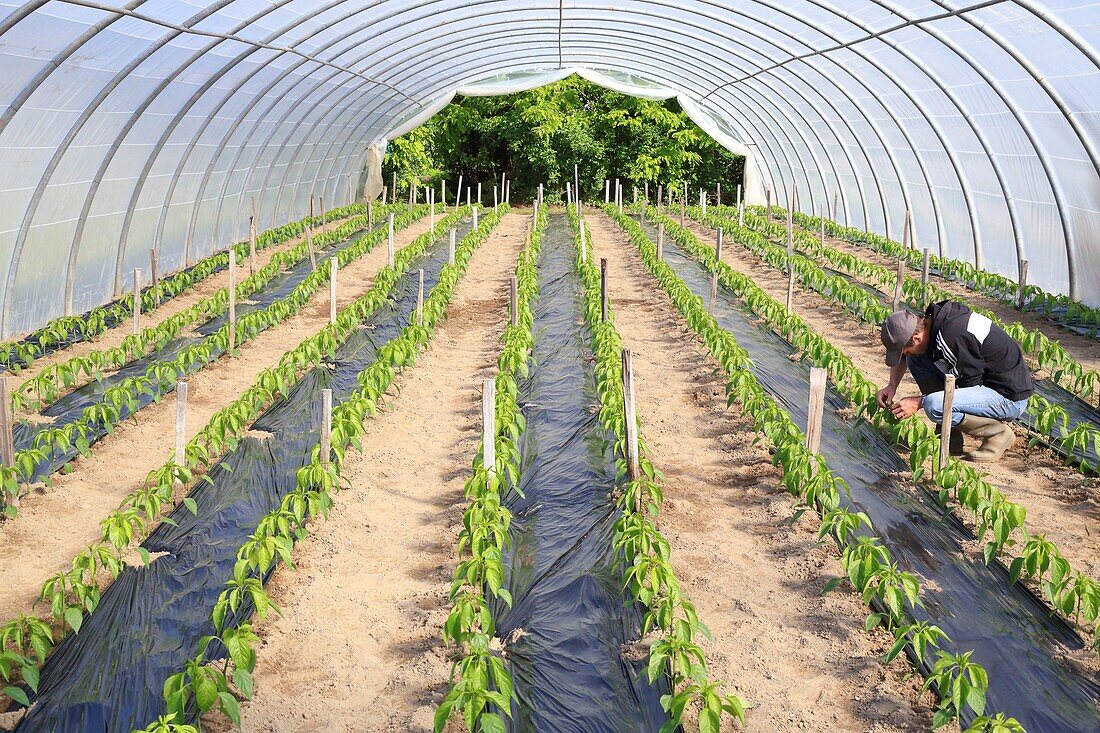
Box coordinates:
[510,276,519,327]
[133,268,141,335]
[922,248,931,288]
[416,269,424,326]
[387,213,395,268]
[329,258,338,325]
[939,376,956,471]
[227,252,236,349]
[600,258,609,322]
[449,228,456,266]
[708,272,718,316]
[807,367,827,454]
[621,350,640,485]
[321,388,332,468]
[482,379,496,473]
[892,256,905,311]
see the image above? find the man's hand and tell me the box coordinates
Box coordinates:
[876,385,895,409]
[889,395,923,420]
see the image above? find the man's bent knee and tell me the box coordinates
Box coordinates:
[923,392,945,422]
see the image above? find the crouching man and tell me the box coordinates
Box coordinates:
[876,300,1034,463]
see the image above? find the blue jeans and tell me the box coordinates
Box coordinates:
[907,354,1030,426]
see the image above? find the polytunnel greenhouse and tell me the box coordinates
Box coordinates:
[0,1,1098,732]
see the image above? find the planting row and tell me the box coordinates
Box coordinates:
[0,209,466,718]
[7,207,499,731]
[568,204,747,732]
[777,205,1100,339]
[618,204,1100,732]
[0,203,367,373]
[668,204,1100,652]
[0,206,426,516]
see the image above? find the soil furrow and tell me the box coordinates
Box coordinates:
[586,211,937,733]
[235,213,527,733]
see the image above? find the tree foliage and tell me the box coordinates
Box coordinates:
[383,75,745,203]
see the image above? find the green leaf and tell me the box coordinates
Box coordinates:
[479,713,507,733]
[233,667,255,699]
[219,691,242,725]
[3,685,30,707]
[64,607,83,634]
[183,497,198,516]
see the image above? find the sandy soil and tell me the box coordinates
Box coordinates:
[8,214,363,395]
[796,220,1100,380]
[235,213,528,732]
[0,218,434,624]
[587,212,938,732]
[681,216,1100,585]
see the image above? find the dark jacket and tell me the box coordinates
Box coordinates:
[924,300,1034,401]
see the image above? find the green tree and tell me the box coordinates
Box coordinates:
[382,75,744,203]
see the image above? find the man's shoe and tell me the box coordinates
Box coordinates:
[956,415,1015,463]
[936,424,965,456]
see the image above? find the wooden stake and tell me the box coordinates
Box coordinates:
[633,186,638,205]
[716,182,721,206]
[449,228,456,266]
[477,181,482,205]
[473,207,479,229]
[1017,260,1029,309]
[600,258,609,322]
[387,213,395,268]
[150,249,161,307]
[657,185,663,217]
[367,201,373,228]
[466,187,471,208]
[644,181,649,202]
[329,258,338,325]
[736,184,742,208]
[806,367,827,454]
[786,267,795,312]
[133,268,142,335]
[621,350,640,485]
[250,197,258,275]
[738,202,744,227]
[382,186,388,206]
[657,223,664,261]
[392,172,397,204]
[227,252,236,350]
[820,207,826,243]
[321,388,332,468]
[700,188,707,215]
[716,227,724,262]
[939,375,956,471]
[174,380,187,480]
[922,248,931,288]
[902,209,911,251]
[892,256,905,311]
[766,188,772,216]
[429,189,435,233]
[442,180,447,210]
[305,220,317,271]
[680,195,685,227]
[605,179,610,203]
[493,185,498,213]
[456,175,464,208]
[708,272,718,316]
[510,276,519,327]
[566,181,572,205]
[0,378,13,470]
[482,378,496,473]
[416,269,424,326]
[575,164,580,205]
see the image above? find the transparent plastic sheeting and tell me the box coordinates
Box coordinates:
[0,0,1098,338]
